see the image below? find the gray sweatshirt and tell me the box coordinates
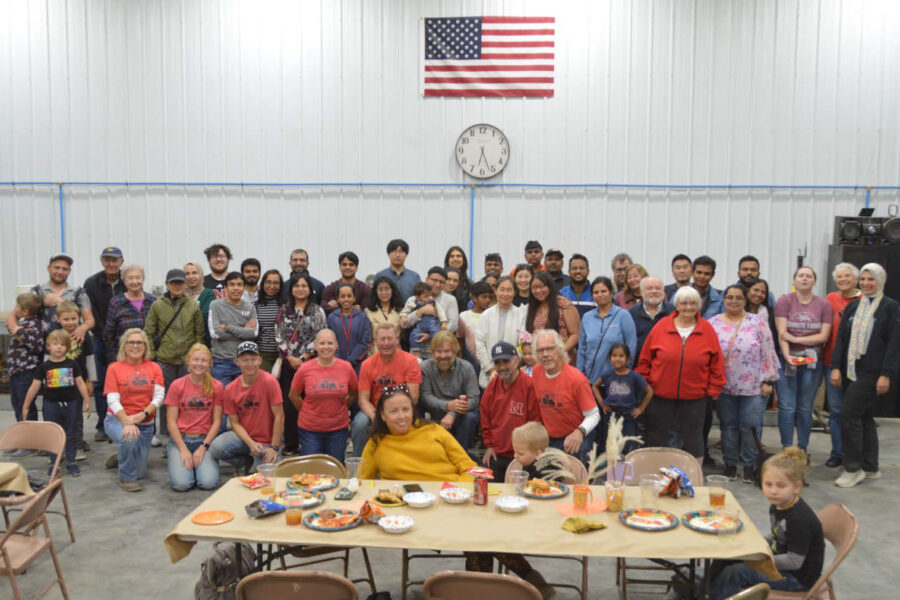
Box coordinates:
[420,358,480,419]
[208,298,259,360]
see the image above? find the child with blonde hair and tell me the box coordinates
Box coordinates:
[56,301,97,460]
[511,422,552,480]
[709,446,825,599]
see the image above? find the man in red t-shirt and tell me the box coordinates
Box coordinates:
[350,322,422,456]
[531,329,600,463]
[209,341,284,473]
[480,341,541,482]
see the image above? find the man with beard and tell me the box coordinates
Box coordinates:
[321,251,371,315]
[483,252,504,279]
[420,331,481,450]
[8,254,94,339]
[543,248,570,290]
[559,253,593,317]
[240,258,261,304]
[611,253,633,292]
[282,248,325,305]
[736,255,776,305]
[692,255,724,319]
[629,276,673,359]
[479,341,540,482]
[203,243,232,298]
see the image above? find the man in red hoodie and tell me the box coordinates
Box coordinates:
[636,286,726,458]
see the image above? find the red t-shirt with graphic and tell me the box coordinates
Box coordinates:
[104,360,164,424]
[290,358,358,432]
[531,364,596,438]
[164,375,225,436]
[358,350,422,408]
[223,371,283,445]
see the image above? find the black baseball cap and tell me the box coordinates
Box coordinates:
[166,269,186,283]
[491,341,518,361]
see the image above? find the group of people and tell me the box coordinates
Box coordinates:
[5,240,896,498]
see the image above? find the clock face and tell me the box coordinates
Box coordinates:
[455,124,510,179]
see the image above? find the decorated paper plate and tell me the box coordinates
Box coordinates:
[516,481,570,499]
[372,496,406,508]
[618,508,679,532]
[267,490,326,509]
[682,510,744,534]
[191,510,235,526]
[378,514,415,534]
[302,509,363,532]
[286,473,339,492]
[439,487,473,504]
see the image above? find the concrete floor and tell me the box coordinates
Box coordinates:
[0,405,896,600]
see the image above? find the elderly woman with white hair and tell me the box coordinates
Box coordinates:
[830,263,900,488]
[822,263,861,468]
[636,286,726,458]
[103,264,157,364]
[531,328,600,463]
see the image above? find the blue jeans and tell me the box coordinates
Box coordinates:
[167,436,220,491]
[410,316,442,351]
[825,377,843,461]
[297,427,348,462]
[350,411,372,458]
[448,410,480,451]
[43,401,81,465]
[208,430,281,470]
[549,430,595,467]
[104,414,155,482]
[9,371,38,422]
[710,562,805,600]
[93,336,109,431]
[716,393,764,469]
[776,361,824,450]
[211,358,241,387]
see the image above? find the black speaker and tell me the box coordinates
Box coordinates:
[833,215,900,246]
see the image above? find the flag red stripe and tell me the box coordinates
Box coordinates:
[481,41,554,48]
[480,53,554,59]
[481,28,555,36]
[425,89,554,97]
[480,17,555,24]
[425,77,554,84]
[425,64,554,72]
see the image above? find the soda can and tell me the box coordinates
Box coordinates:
[473,476,489,505]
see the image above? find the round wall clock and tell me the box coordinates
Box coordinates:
[455,124,510,179]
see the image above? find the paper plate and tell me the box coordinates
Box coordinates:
[372,496,406,508]
[268,490,326,509]
[402,491,436,508]
[191,510,235,526]
[516,481,570,499]
[379,514,414,534]
[496,495,529,513]
[618,508,679,532]
[681,510,744,534]
[285,474,339,492]
[303,509,363,532]
[439,487,473,504]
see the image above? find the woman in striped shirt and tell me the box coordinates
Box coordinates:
[254,269,284,372]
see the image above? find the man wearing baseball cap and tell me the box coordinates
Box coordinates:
[209,341,284,474]
[479,341,541,482]
[543,248,570,290]
[83,246,126,441]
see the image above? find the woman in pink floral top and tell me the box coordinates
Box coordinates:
[709,284,780,483]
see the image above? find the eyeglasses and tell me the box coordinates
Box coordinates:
[381,384,410,399]
[125,341,145,346]
[535,346,557,355]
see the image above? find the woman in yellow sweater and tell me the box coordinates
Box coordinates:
[357,385,556,599]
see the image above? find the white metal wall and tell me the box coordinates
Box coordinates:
[1,0,899,307]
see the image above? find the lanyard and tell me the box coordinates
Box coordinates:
[341,311,353,348]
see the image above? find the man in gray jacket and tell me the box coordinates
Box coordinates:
[209,272,258,385]
[419,330,480,451]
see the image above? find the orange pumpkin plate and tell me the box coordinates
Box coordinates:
[191,510,235,525]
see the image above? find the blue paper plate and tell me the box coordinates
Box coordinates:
[268,490,326,509]
[302,509,363,532]
[618,508,679,531]
[681,510,743,534]
[516,481,570,499]
[286,474,339,492]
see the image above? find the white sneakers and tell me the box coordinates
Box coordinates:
[833,469,866,488]
[150,435,162,447]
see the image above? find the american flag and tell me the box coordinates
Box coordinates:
[422,16,555,97]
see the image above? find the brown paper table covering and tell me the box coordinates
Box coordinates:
[0,462,34,495]
[165,478,777,578]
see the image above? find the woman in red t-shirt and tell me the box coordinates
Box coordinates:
[103,328,164,493]
[289,329,358,462]
[165,344,224,491]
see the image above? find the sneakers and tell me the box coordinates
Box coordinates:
[67,464,81,477]
[4,448,37,458]
[151,435,162,447]
[834,469,866,488]
[703,454,716,467]
[79,439,91,451]
[865,470,882,480]
[723,465,738,480]
[105,454,119,469]
[825,457,842,468]
[94,431,110,442]
[281,446,299,457]
[75,449,87,461]
[118,478,142,492]
[742,468,756,485]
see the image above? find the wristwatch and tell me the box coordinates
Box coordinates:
[272,445,281,452]
[577,426,588,437]
[202,442,211,450]
[142,409,150,418]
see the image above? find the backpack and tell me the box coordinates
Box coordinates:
[194,542,256,600]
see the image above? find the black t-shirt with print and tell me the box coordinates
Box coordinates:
[32,358,83,403]
[769,497,825,588]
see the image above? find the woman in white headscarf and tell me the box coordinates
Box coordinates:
[830,263,900,488]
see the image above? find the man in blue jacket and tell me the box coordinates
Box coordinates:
[692,255,724,319]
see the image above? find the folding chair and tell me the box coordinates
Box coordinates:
[424,570,541,600]
[237,569,358,600]
[728,583,770,599]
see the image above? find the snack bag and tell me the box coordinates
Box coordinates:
[669,465,695,498]
[467,466,494,480]
[238,473,270,490]
[245,500,286,519]
[358,500,386,524]
[658,466,683,498]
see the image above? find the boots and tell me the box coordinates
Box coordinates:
[524,570,556,600]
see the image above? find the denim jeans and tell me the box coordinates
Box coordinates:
[9,371,38,422]
[211,358,241,387]
[167,436,220,491]
[104,414,155,482]
[841,374,880,473]
[349,411,372,458]
[297,427,348,462]
[776,360,824,450]
[709,561,805,600]
[157,362,188,437]
[43,401,81,465]
[93,336,109,431]
[448,410,480,451]
[825,377,843,461]
[716,393,763,468]
[208,430,281,470]
[549,430,595,467]
[597,409,643,455]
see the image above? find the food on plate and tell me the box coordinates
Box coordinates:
[375,489,404,504]
[238,473,270,490]
[290,473,323,487]
[526,478,552,495]
[319,513,359,528]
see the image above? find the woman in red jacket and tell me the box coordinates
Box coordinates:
[637,286,726,458]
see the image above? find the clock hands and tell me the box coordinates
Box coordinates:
[477,146,489,167]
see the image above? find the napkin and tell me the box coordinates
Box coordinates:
[554,499,608,516]
[561,516,607,534]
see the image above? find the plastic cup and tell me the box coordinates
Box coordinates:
[345,457,361,479]
[507,469,528,492]
[257,463,277,495]
[707,475,728,507]
[283,490,304,526]
[605,480,625,512]
[640,474,662,506]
